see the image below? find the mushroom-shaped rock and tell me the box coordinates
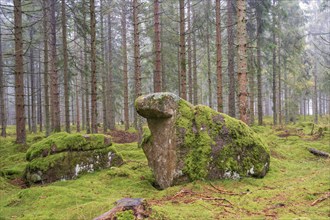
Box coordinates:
[135,92,270,189]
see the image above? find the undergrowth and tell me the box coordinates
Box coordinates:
[0,117,329,219]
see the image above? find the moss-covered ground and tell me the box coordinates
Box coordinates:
[0,116,329,219]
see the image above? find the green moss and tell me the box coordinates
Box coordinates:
[26,133,111,161]
[116,210,135,220]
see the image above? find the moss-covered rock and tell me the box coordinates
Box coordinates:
[24,133,123,185]
[136,93,270,189]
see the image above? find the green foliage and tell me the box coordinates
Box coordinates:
[115,210,135,220]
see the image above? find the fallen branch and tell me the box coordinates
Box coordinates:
[209,183,247,196]
[311,192,330,206]
[308,148,330,158]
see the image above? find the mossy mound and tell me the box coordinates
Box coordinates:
[136,93,270,189]
[24,133,123,185]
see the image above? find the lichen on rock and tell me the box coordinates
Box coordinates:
[24,133,123,185]
[135,92,270,189]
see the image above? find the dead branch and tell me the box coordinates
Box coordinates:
[311,192,330,206]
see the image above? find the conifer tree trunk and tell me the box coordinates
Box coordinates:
[313,65,318,124]
[50,0,61,132]
[121,2,129,130]
[43,0,50,136]
[256,3,263,125]
[133,0,142,141]
[249,53,255,125]
[206,1,212,108]
[179,0,186,100]
[83,0,90,134]
[227,0,236,117]
[62,0,70,133]
[192,17,198,105]
[154,0,162,93]
[272,0,277,125]
[30,28,37,133]
[278,39,282,125]
[100,0,107,133]
[0,24,6,137]
[107,13,115,130]
[187,0,193,103]
[237,0,248,124]
[14,0,26,143]
[284,58,288,124]
[216,0,223,112]
[37,49,43,132]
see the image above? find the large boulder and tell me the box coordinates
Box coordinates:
[135,92,270,189]
[24,132,123,184]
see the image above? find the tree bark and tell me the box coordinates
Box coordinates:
[278,37,282,125]
[313,64,318,124]
[62,0,70,133]
[256,3,263,125]
[206,1,212,108]
[43,0,50,136]
[272,0,277,125]
[50,0,61,132]
[154,0,162,93]
[187,0,193,103]
[121,1,129,130]
[100,0,107,133]
[14,0,26,144]
[216,0,223,112]
[107,13,115,130]
[30,28,37,133]
[227,0,236,117]
[237,0,248,124]
[179,0,186,100]
[83,0,90,134]
[0,24,6,137]
[133,0,142,141]
[192,10,198,106]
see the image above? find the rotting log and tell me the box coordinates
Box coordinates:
[308,148,329,158]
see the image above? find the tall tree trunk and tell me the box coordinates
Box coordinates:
[75,76,80,132]
[192,17,198,105]
[27,72,31,132]
[133,0,142,141]
[227,0,236,117]
[187,0,193,103]
[154,0,162,92]
[0,24,6,137]
[179,0,186,100]
[14,0,26,144]
[284,59,289,124]
[43,0,50,136]
[249,53,255,125]
[256,3,263,125]
[216,0,223,112]
[62,0,70,133]
[30,28,37,133]
[278,38,282,125]
[272,0,277,125]
[37,48,43,132]
[107,13,115,130]
[50,0,61,132]
[83,0,90,134]
[100,0,107,133]
[237,0,248,124]
[206,1,212,108]
[313,65,318,124]
[90,0,98,133]
[121,2,129,130]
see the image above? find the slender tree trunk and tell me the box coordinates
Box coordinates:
[90,0,98,133]
[37,48,43,132]
[187,0,193,103]
[206,2,212,108]
[278,38,282,125]
[161,14,166,92]
[83,0,90,134]
[272,0,277,125]
[216,0,223,112]
[179,0,186,100]
[154,0,162,92]
[237,0,248,124]
[227,0,236,117]
[50,0,61,132]
[107,13,115,130]
[133,0,142,141]
[43,0,50,136]
[30,28,37,133]
[14,0,26,143]
[121,2,129,130]
[256,3,263,125]
[62,0,70,133]
[313,65,318,124]
[100,0,107,133]
[80,50,85,130]
[27,72,31,132]
[192,18,198,105]
[0,24,6,137]
[284,59,289,124]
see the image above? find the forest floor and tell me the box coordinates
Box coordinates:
[0,116,329,220]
